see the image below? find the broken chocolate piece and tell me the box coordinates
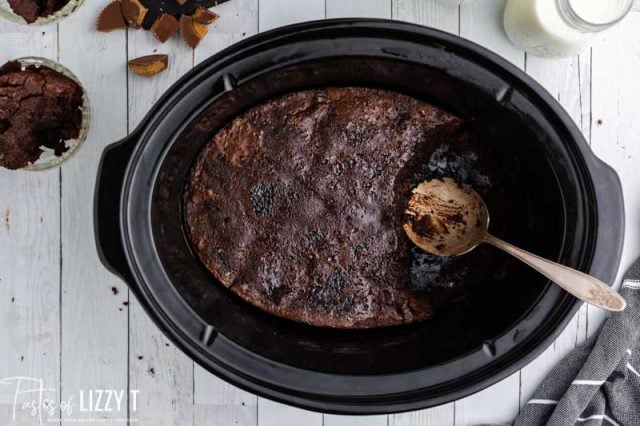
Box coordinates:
[139,0,230,30]
[95,0,228,46]
[121,0,147,28]
[128,54,169,76]
[151,13,180,43]
[97,0,127,32]
[192,5,219,25]
[180,15,208,49]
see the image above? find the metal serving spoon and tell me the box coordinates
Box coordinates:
[403,177,626,312]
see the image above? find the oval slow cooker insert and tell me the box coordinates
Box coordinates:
[94,20,624,414]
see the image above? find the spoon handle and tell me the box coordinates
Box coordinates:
[483,234,626,312]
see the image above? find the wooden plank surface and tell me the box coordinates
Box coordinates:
[393,0,458,31]
[259,0,325,31]
[58,1,130,423]
[0,2,639,426]
[326,0,391,18]
[0,27,60,424]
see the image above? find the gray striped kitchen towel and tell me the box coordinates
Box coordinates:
[514,257,640,426]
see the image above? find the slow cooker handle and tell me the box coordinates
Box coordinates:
[588,154,625,284]
[94,133,138,286]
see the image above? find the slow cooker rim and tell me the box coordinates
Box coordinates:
[121,18,604,408]
[102,19,623,414]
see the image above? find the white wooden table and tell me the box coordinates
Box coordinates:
[1,1,639,425]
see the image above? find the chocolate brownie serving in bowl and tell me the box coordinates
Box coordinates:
[0,58,89,170]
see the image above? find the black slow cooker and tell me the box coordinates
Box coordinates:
[94,20,624,414]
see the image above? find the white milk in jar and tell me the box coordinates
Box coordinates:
[504,0,633,58]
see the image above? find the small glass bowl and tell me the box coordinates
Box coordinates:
[7,57,91,171]
[0,0,84,25]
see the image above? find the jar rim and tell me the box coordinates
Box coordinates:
[557,0,634,32]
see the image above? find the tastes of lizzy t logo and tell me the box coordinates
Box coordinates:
[0,377,139,424]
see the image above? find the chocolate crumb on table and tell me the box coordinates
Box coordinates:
[0,61,83,170]
[140,0,226,29]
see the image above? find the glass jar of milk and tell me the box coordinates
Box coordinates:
[504,0,634,58]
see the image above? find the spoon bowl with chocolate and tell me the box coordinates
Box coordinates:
[404,177,626,312]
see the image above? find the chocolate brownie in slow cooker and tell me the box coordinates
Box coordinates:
[0,61,83,170]
[184,87,503,329]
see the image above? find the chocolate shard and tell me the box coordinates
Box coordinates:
[97,0,127,32]
[151,13,180,43]
[192,5,219,25]
[121,0,147,28]
[128,54,169,76]
[138,0,230,30]
[180,15,208,49]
